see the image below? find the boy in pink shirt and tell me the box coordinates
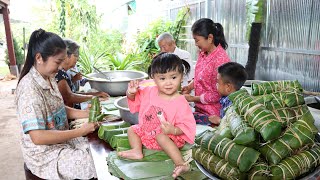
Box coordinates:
[118,53,196,178]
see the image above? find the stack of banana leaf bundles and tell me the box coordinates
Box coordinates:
[193,80,320,180]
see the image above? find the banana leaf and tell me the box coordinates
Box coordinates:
[117,143,193,162]
[89,96,101,122]
[199,131,260,172]
[271,146,320,180]
[251,80,303,96]
[272,105,315,127]
[192,147,246,180]
[228,89,282,141]
[109,133,128,149]
[107,151,175,180]
[116,138,130,149]
[248,161,270,180]
[217,113,233,139]
[107,150,205,180]
[98,121,131,140]
[195,129,216,146]
[254,92,305,109]
[226,106,256,145]
[248,160,270,179]
[99,127,128,143]
[260,119,317,165]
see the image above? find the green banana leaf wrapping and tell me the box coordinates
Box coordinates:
[248,161,270,180]
[192,147,246,180]
[251,80,303,96]
[109,133,128,149]
[199,131,260,172]
[116,138,130,150]
[98,121,131,140]
[118,143,192,162]
[100,127,128,143]
[228,89,282,141]
[226,106,256,145]
[254,92,305,109]
[195,129,217,146]
[89,96,101,122]
[253,92,314,126]
[273,105,315,127]
[217,113,233,139]
[271,146,320,180]
[260,119,317,165]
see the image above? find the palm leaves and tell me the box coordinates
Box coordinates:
[78,47,108,75]
[107,53,142,70]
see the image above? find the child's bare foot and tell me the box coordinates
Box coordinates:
[117,149,143,160]
[172,163,190,178]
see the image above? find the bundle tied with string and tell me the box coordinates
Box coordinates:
[226,106,256,145]
[251,80,303,96]
[228,89,282,141]
[197,130,260,172]
[271,145,320,180]
[260,119,317,165]
[216,112,233,139]
[192,147,246,180]
[248,160,270,180]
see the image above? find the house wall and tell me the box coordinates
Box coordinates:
[163,0,320,92]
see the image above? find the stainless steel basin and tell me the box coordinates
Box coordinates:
[114,96,139,125]
[87,70,148,96]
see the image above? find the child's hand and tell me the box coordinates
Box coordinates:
[181,85,191,94]
[127,80,139,95]
[160,121,175,135]
[208,115,220,125]
[183,94,194,102]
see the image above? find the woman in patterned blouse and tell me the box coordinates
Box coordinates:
[181,18,230,127]
[16,29,98,179]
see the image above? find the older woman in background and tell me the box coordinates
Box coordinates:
[55,39,109,108]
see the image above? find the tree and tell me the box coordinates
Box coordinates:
[245,0,265,80]
[5,37,24,71]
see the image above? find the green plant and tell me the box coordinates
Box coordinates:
[134,7,190,72]
[107,53,142,70]
[246,0,264,40]
[78,46,109,75]
[245,0,265,79]
[5,37,24,65]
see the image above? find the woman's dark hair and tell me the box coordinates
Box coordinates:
[191,18,228,50]
[18,29,66,84]
[147,52,190,78]
[218,62,248,90]
[64,38,80,57]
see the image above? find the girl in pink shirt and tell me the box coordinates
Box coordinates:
[182,18,230,126]
[117,53,196,178]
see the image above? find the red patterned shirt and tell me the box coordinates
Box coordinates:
[194,44,230,116]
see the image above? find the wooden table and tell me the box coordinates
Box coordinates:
[87,127,119,180]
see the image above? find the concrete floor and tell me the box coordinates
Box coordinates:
[0,79,25,180]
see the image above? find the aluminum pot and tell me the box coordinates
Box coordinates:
[114,96,139,125]
[87,70,148,97]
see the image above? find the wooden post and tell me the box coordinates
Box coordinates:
[2,4,18,76]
